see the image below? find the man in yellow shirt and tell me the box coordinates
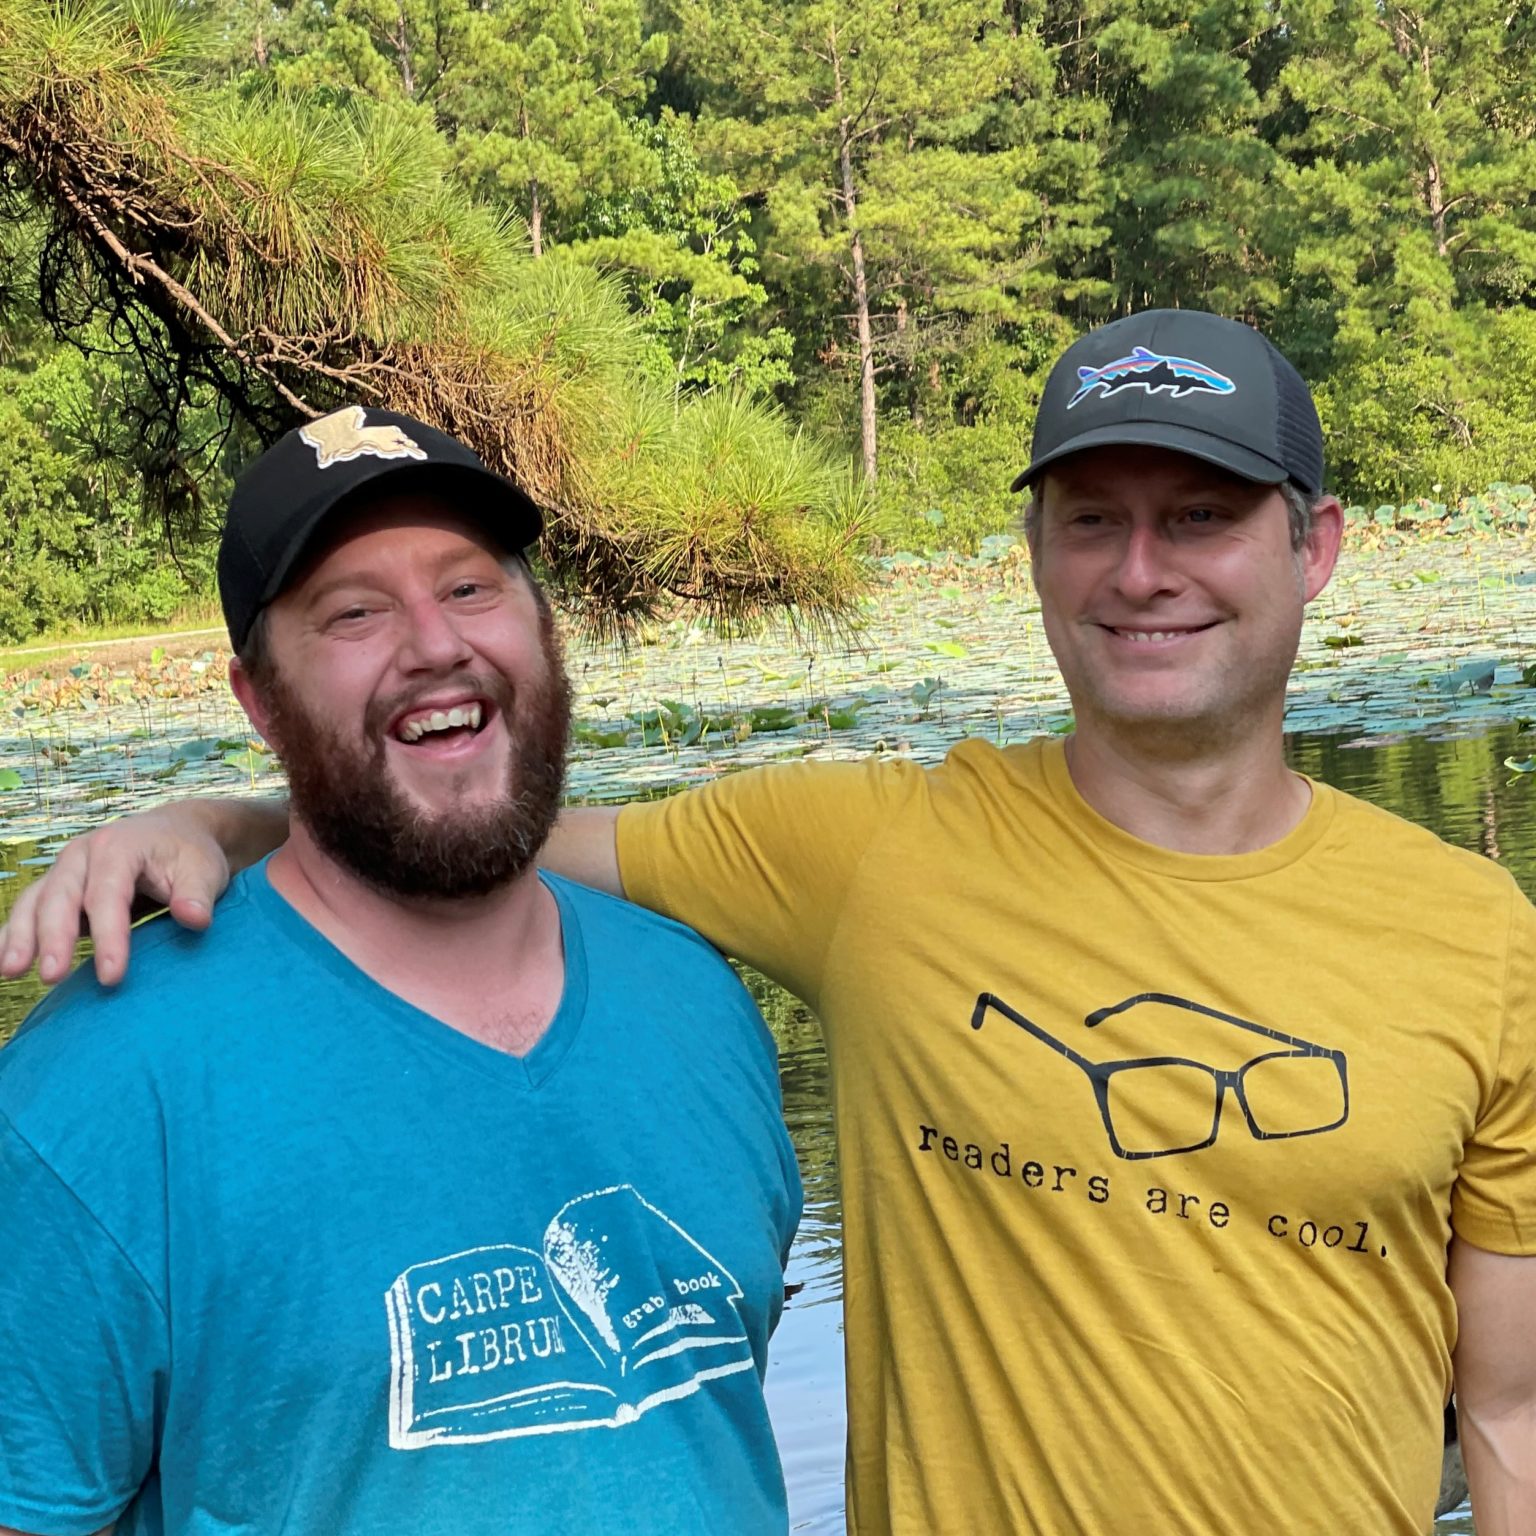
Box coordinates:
[5,311,1535,1534]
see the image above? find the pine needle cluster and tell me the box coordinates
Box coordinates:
[0,0,868,631]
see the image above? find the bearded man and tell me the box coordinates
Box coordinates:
[0,410,801,1536]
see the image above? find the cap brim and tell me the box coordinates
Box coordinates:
[1009,421,1291,494]
[257,460,543,613]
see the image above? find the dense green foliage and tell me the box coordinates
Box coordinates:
[3,0,1535,640]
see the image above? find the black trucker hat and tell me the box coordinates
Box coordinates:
[218,405,543,651]
[1012,309,1324,497]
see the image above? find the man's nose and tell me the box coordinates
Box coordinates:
[397,598,473,670]
[1111,523,1182,602]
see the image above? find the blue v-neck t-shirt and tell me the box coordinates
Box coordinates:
[0,861,801,1536]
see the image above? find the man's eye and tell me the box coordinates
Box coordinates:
[1184,508,1222,525]
[334,606,370,623]
[450,582,485,599]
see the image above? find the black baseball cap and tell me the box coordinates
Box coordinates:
[218,405,543,651]
[1012,310,1324,496]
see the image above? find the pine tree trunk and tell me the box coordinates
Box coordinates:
[393,4,415,96]
[521,107,543,259]
[1427,155,1447,256]
[832,38,877,483]
[847,180,877,483]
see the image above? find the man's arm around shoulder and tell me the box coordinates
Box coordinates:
[1450,1237,1536,1533]
[541,807,623,897]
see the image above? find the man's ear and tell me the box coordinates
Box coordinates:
[1021,492,1043,589]
[1301,495,1345,602]
[228,657,273,744]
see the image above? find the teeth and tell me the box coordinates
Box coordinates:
[1120,629,1185,643]
[396,702,485,743]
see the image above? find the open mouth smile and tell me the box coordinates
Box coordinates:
[389,698,493,747]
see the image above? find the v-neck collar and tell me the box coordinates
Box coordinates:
[247,856,589,1091]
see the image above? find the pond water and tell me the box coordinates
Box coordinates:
[8,545,1535,1530]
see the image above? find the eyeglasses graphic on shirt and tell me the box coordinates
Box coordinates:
[969,990,1349,1161]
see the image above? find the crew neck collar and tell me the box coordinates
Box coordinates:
[1039,735,1334,881]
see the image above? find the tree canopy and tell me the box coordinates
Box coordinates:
[2,0,1535,643]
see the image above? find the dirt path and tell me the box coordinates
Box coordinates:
[0,627,227,677]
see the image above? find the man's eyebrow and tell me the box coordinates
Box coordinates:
[299,544,500,609]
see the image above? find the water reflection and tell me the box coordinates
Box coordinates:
[4,722,1526,1530]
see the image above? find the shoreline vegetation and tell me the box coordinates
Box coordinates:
[7,515,1536,827]
[5,483,1534,675]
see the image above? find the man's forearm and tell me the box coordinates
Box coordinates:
[208,793,290,875]
[539,807,624,897]
[1449,1240,1536,1535]
[1461,1402,1536,1534]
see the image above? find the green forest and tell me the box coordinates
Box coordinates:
[2,0,1535,642]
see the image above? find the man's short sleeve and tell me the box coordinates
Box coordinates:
[1451,886,1536,1255]
[0,1113,166,1536]
[616,757,922,1009]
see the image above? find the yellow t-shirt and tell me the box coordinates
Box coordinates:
[616,736,1536,1535]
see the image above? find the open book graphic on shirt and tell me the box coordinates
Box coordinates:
[384,1184,753,1448]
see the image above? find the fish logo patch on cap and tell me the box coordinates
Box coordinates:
[299,405,430,469]
[1067,346,1236,410]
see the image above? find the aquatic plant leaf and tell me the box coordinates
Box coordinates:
[221,749,269,774]
[0,768,22,790]
[173,738,227,761]
[1433,660,1498,695]
[749,706,799,732]
[573,724,630,748]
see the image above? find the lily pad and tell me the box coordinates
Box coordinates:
[749,706,799,733]
[173,737,228,761]
[1433,660,1498,696]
